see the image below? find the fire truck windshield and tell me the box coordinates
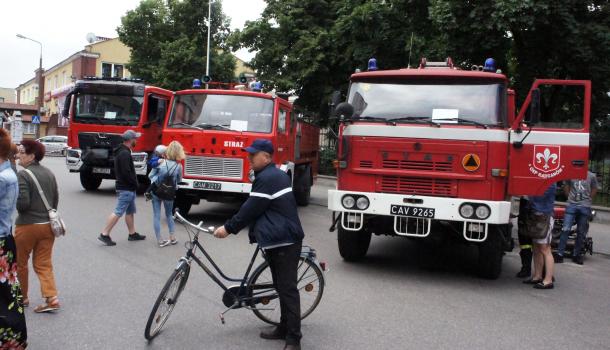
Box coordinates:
[168,94,274,133]
[74,93,143,126]
[348,81,506,126]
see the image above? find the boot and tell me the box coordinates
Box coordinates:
[515,249,532,278]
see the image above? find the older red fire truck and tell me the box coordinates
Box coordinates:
[329,58,591,279]
[62,78,172,191]
[163,88,320,215]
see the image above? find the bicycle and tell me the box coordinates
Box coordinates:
[144,210,327,340]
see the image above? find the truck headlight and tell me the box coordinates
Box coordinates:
[342,195,356,209]
[356,196,369,210]
[475,205,491,219]
[132,153,147,163]
[459,204,474,218]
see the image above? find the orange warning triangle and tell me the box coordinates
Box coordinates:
[462,154,480,171]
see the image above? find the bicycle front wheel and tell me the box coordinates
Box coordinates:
[144,262,190,340]
[248,256,324,325]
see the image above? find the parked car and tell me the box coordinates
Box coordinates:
[37,135,68,156]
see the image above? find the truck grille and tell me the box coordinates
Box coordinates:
[380,176,456,197]
[382,159,452,172]
[185,156,243,180]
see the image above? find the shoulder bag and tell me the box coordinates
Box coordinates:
[152,162,179,201]
[23,169,66,237]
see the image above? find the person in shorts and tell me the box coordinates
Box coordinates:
[98,130,146,246]
[523,183,556,289]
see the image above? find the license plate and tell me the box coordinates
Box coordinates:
[390,205,435,218]
[193,181,221,191]
[92,167,111,174]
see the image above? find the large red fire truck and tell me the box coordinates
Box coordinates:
[62,78,173,191]
[162,88,320,215]
[328,58,591,279]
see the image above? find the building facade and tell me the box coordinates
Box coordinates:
[0,88,16,104]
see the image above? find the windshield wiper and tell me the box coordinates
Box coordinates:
[168,122,203,130]
[387,116,441,127]
[350,116,389,123]
[195,122,232,131]
[432,117,488,129]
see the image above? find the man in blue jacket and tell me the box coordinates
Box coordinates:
[214,139,304,350]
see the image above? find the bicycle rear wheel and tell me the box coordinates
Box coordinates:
[248,256,324,325]
[144,262,190,340]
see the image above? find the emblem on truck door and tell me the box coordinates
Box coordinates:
[529,145,564,178]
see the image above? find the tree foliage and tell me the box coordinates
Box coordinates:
[118,0,236,90]
[231,0,610,134]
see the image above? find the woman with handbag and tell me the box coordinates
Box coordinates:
[0,130,27,348]
[14,140,60,312]
[149,141,185,247]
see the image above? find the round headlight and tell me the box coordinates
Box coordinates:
[459,204,474,218]
[342,195,356,209]
[356,196,369,210]
[475,205,490,219]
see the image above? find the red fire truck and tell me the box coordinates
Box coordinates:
[328,58,591,279]
[162,88,320,215]
[62,78,173,191]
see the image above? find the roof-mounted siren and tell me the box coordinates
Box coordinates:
[472,58,500,73]
[419,57,454,69]
[367,58,378,71]
[192,79,202,89]
[249,81,263,92]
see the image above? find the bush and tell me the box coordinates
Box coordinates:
[319,147,337,176]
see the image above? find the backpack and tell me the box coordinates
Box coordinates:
[152,162,178,201]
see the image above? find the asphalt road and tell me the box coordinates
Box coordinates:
[24,157,610,349]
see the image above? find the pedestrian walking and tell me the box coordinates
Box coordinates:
[149,141,184,247]
[14,140,61,312]
[523,183,556,290]
[0,129,27,348]
[98,130,146,246]
[213,139,304,350]
[555,172,598,265]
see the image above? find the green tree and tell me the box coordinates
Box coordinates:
[118,0,236,90]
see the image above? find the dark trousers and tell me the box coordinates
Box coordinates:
[265,242,302,345]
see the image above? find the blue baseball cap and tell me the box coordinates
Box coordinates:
[243,139,274,155]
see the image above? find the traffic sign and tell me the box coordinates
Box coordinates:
[32,115,41,124]
[462,153,481,172]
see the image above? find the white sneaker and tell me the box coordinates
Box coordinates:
[158,240,170,247]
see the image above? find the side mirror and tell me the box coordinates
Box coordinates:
[335,102,354,120]
[61,93,73,119]
[328,90,342,116]
[525,88,541,126]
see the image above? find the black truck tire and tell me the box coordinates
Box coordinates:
[293,165,312,207]
[477,225,504,279]
[338,226,371,262]
[80,170,102,191]
[173,193,192,216]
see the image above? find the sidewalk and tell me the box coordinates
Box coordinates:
[311,175,610,256]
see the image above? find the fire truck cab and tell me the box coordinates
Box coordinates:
[328,58,591,279]
[62,78,172,191]
[163,88,320,215]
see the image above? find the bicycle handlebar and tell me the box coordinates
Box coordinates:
[173,210,215,234]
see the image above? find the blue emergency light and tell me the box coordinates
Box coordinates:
[192,79,202,88]
[368,58,378,71]
[483,58,496,72]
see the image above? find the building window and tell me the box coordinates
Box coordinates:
[23,122,38,135]
[102,63,124,78]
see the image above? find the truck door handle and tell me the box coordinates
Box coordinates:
[572,160,585,167]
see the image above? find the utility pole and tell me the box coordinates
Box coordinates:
[16,33,43,138]
[206,0,212,88]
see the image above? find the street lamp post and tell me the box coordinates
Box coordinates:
[16,34,43,138]
[206,0,212,88]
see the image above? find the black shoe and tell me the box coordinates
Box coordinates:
[144,192,152,201]
[128,232,146,241]
[98,234,116,246]
[515,267,531,278]
[533,282,554,289]
[523,278,542,285]
[284,344,301,350]
[260,327,286,340]
[554,254,564,264]
[572,255,584,265]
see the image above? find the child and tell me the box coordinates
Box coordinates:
[145,144,167,201]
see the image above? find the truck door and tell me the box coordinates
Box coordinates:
[141,93,170,151]
[275,104,292,165]
[508,79,591,195]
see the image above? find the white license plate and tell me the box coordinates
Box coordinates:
[390,205,435,218]
[193,181,221,191]
[92,167,111,174]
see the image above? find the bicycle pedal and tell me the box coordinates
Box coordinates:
[219,314,225,325]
